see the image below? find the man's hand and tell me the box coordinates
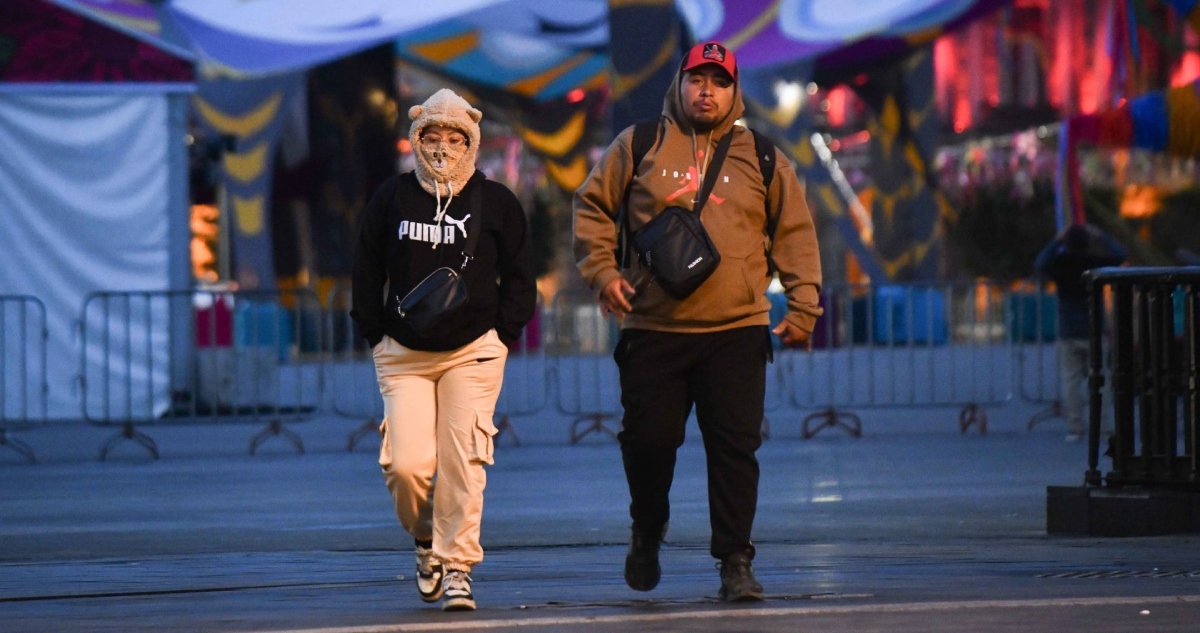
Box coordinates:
[772,320,811,349]
[599,278,635,318]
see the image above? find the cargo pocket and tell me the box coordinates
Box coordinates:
[378,418,391,469]
[471,411,499,465]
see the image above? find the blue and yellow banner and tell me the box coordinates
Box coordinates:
[192,73,305,289]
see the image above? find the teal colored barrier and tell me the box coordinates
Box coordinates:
[872,286,949,345]
[1007,292,1057,343]
[234,300,293,361]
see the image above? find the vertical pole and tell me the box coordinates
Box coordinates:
[1156,284,1176,477]
[1146,286,1161,480]
[1187,283,1199,481]
[1086,274,1106,485]
[1112,284,1135,481]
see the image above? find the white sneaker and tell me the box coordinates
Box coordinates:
[442,570,476,611]
[415,545,444,603]
[1065,432,1083,443]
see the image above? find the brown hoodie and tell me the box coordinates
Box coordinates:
[573,64,823,333]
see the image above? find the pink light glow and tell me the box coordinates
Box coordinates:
[827,86,847,127]
[1172,52,1200,87]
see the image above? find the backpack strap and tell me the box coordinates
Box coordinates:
[750,128,780,274]
[750,129,778,234]
[617,119,661,269]
[751,129,776,191]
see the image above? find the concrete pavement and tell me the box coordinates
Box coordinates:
[2,411,1199,632]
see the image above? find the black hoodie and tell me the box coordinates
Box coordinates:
[351,170,536,352]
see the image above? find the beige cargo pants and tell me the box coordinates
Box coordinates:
[373,329,507,572]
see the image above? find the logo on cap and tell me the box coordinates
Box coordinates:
[702,43,726,63]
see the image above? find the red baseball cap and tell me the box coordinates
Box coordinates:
[681,41,737,80]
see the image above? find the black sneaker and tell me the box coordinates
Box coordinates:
[624,526,665,591]
[718,552,764,602]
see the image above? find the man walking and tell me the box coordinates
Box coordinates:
[573,40,822,601]
[1034,223,1126,443]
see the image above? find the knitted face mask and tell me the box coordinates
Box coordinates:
[418,131,469,179]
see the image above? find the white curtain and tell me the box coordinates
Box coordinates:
[0,92,173,421]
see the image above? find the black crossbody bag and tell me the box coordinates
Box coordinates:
[396,186,482,338]
[629,131,733,300]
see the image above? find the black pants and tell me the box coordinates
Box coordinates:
[614,326,768,561]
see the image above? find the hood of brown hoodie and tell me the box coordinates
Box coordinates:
[662,61,746,139]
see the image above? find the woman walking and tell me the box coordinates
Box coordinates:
[351,88,536,611]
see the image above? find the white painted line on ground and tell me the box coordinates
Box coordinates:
[249,594,1200,633]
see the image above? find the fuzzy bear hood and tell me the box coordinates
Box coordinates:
[408,88,482,197]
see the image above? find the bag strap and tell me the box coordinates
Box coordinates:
[617,120,660,269]
[692,131,734,216]
[458,180,484,271]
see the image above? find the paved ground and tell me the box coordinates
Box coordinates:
[2,413,1199,632]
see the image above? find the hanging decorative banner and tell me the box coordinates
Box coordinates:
[192,72,305,289]
[853,52,948,281]
[1055,77,1200,229]
[608,0,685,134]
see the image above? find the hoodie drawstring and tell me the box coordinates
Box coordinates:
[431,182,455,250]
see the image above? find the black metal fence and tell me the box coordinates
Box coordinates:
[1085,267,1200,489]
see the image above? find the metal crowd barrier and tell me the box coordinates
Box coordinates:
[548,289,622,444]
[493,295,551,446]
[1084,267,1200,489]
[780,281,1012,436]
[1010,281,1066,430]
[325,286,384,451]
[80,288,323,460]
[1,296,47,463]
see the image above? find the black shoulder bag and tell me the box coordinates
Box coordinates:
[396,186,482,337]
[630,131,733,300]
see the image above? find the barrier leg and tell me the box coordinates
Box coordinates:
[959,403,989,435]
[249,419,305,455]
[495,414,521,447]
[0,429,36,464]
[1026,401,1063,432]
[100,422,159,461]
[570,414,620,444]
[801,408,863,439]
[346,417,378,452]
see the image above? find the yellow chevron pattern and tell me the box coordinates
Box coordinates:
[516,111,587,158]
[193,93,283,138]
[223,142,269,184]
[232,194,264,236]
[546,155,590,191]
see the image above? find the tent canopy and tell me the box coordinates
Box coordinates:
[45,0,1010,89]
[45,0,510,75]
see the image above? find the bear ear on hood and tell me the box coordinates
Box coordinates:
[409,105,424,120]
[468,107,482,123]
